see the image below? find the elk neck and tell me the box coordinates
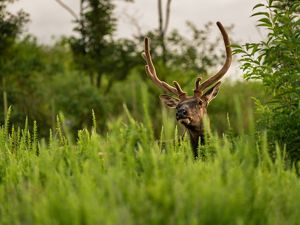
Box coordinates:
[184,112,207,159]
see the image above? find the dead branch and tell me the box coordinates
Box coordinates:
[54,0,79,20]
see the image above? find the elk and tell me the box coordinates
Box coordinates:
[142,22,232,158]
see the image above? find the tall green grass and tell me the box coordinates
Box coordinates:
[0,104,300,225]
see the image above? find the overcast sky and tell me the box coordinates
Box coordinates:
[10,0,265,44]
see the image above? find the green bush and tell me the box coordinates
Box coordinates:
[234,0,300,162]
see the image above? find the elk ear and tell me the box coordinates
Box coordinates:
[159,94,179,108]
[202,81,221,104]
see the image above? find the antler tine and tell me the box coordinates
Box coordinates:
[193,77,202,97]
[195,22,232,94]
[173,81,186,99]
[143,37,187,98]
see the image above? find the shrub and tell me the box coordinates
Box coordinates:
[234,0,300,162]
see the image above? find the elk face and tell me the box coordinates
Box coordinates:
[142,21,232,157]
[159,81,221,131]
[175,98,205,127]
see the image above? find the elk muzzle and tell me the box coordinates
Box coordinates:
[176,107,192,125]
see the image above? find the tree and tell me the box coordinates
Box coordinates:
[157,0,172,63]
[55,0,139,91]
[0,0,29,56]
[0,0,29,118]
[70,0,116,88]
[234,0,300,162]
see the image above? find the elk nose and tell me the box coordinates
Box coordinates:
[176,108,187,119]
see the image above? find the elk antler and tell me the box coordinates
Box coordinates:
[142,37,187,100]
[194,22,232,97]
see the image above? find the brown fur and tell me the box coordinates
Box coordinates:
[160,84,219,158]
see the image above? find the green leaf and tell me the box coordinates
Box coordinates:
[232,49,245,54]
[230,44,242,49]
[252,3,265,10]
[251,12,270,18]
[291,2,300,11]
[258,18,272,25]
[257,23,272,29]
[251,45,259,55]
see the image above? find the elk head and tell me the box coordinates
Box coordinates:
[142,22,232,158]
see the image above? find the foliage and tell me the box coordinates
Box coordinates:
[0,32,265,139]
[208,81,265,135]
[0,0,29,58]
[99,68,265,139]
[0,15,264,140]
[0,0,265,144]
[0,36,53,134]
[70,0,115,88]
[167,22,234,74]
[0,0,29,120]
[0,109,300,225]
[0,37,105,137]
[50,70,106,133]
[233,0,300,162]
[70,0,139,90]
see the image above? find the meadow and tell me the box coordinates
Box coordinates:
[1,0,299,224]
[0,103,300,225]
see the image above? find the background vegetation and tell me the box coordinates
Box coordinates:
[0,0,267,137]
[0,0,299,223]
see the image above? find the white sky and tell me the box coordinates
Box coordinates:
[10,0,264,44]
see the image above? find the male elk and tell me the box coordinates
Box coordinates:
[142,22,232,158]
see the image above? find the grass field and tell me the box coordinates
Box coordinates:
[0,107,300,225]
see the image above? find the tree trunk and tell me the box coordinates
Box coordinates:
[160,33,167,63]
[164,0,172,34]
[89,73,94,86]
[2,77,7,121]
[157,0,165,63]
[104,77,114,95]
[158,0,163,35]
[157,0,172,64]
[96,73,102,89]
